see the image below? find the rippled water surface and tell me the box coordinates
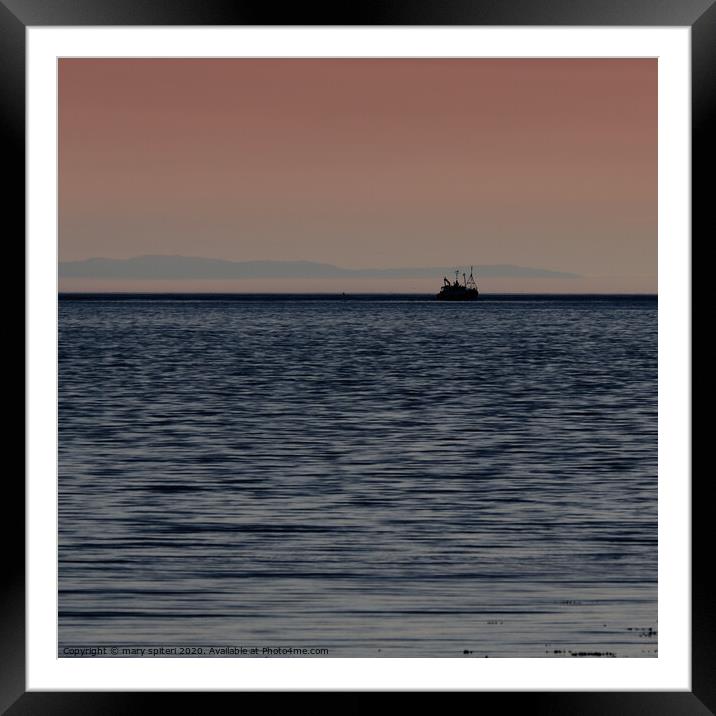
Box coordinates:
[59,295,657,657]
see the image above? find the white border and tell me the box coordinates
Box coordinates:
[27,27,691,691]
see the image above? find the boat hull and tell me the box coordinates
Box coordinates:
[436,290,479,301]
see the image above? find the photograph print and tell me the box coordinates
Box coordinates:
[58,58,657,658]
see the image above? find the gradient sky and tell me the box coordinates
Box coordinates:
[59,58,657,293]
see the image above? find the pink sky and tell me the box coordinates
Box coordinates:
[59,59,657,293]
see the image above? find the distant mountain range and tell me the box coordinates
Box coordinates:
[59,255,580,280]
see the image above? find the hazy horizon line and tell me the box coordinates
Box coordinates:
[58,290,657,297]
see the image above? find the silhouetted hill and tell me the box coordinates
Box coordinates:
[59,256,580,280]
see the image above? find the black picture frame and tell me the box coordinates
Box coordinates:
[7,1,706,712]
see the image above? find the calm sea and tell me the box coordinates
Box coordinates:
[58,295,657,657]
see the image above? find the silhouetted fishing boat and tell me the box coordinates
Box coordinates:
[436,267,479,301]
